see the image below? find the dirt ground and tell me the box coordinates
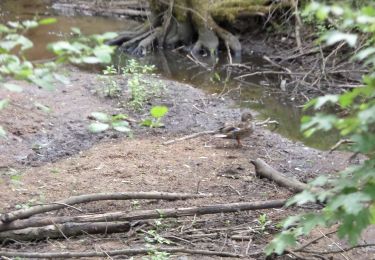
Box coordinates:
[0,67,371,259]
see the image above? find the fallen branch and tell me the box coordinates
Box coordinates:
[163,130,216,145]
[0,192,209,223]
[0,247,245,258]
[251,158,308,193]
[0,200,286,232]
[299,243,375,255]
[0,221,130,242]
[329,139,354,153]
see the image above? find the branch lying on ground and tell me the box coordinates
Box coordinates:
[0,200,286,233]
[0,192,210,224]
[0,247,245,259]
[163,130,216,145]
[329,139,354,153]
[0,221,131,241]
[251,158,310,193]
[163,119,278,145]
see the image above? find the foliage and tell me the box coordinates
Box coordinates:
[122,59,164,110]
[0,19,117,137]
[141,106,169,128]
[257,213,272,233]
[88,112,132,135]
[266,1,375,255]
[97,65,121,98]
[48,27,117,65]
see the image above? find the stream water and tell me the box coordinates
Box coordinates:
[0,0,337,150]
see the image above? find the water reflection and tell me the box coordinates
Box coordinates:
[0,0,138,60]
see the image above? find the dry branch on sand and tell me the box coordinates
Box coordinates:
[0,199,286,240]
[0,246,247,258]
[0,191,209,223]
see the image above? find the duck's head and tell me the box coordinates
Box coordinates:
[241,111,253,122]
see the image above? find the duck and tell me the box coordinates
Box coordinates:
[214,111,254,146]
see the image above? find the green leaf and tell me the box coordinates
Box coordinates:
[2,83,23,92]
[310,175,329,186]
[22,20,38,29]
[0,24,10,33]
[151,106,168,119]
[82,56,101,64]
[113,124,131,133]
[140,119,152,127]
[90,112,110,122]
[38,18,57,25]
[355,47,375,61]
[0,125,6,138]
[313,95,338,109]
[71,27,81,35]
[0,99,9,110]
[111,114,128,120]
[93,45,113,63]
[286,190,316,207]
[328,192,371,215]
[323,31,358,47]
[338,210,372,245]
[53,73,70,84]
[282,215,301,229]
[265,231,297,255]
[88,122,109,133]
[28,75,54,91]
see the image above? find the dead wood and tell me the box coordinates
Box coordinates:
[163,130,216,145]
[0,200,286,232]
[0,192,209,223]
[0,246,245,258]
[251,158,308,193]
[0,221,130,242]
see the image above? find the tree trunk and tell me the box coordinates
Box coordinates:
[109,0,292,56]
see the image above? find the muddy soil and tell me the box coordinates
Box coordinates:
[1,66,369,259]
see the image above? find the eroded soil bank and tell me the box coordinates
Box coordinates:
[1,67,369,259]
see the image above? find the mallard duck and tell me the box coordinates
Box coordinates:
[215,111,254,146]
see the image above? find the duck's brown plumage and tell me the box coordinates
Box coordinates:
[215,111,254,146]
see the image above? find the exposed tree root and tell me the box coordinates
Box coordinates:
[0,221,130,241]
[109,0,292,57]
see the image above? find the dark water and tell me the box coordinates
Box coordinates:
[0,0,337,150]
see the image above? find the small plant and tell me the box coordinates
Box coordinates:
[88,112,132,135]
[97,65,121,98]
[257,213,271,233]
[144,230,172,245]
[122,59,164,110]
[141,106,169,128]
[131,200,140,209]
[145,250,170,260]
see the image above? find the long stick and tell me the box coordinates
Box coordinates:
[0,247,244,258]
[163,130,216,145]
[0,192,210,223]
[0,200,286,232]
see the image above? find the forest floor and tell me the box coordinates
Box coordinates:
[0,66,372,259]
